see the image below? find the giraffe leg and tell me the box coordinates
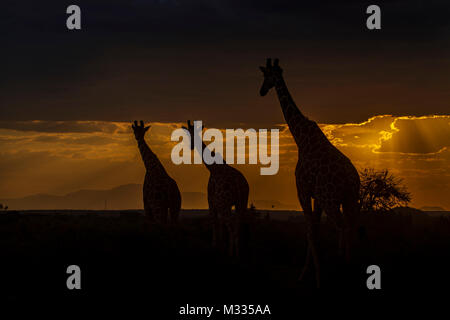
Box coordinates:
[214,213,228,253]
[168,181,181,224]
[310,200,322,288]
[169,205,180,224]
[144,204,154,221]
[168,208,174,224]
[212,221,217,248]
[298,199,322,282]
[224,216,233,257]
[161,208,169,224]
[212,217,220,249]
[220,219,229,254]
[234,217,241,258]
[209,208,218,248]
[231,215,241,258]
[234,229,239,258]
[343,227,351,263]
[338,227,344,256]
[238,217,251,260]
[342,201,359,263]
[306,214,321,289]
[235,202,249,260]
[326,206,345,258]
[153,207,167,224]
[298,195,321,288]
[298,244,311,282]
[227,219,235,257]
[221,209,235,257]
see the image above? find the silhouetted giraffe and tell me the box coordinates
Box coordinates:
[259,59,360,287]
[132,120,181,223]
[183,120,249,257]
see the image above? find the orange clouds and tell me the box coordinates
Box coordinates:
[376,116,450,154]
[317,114,450,155]
[0,115,449,210]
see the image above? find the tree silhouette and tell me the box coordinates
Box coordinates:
[359,168,411,212]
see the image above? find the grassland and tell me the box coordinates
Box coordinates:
[1,209,449,312]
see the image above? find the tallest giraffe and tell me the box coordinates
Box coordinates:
[259,58,360,288]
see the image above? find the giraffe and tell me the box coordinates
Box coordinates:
[183,120,250,257]
[132,120,181,223]
[259,59,360,288]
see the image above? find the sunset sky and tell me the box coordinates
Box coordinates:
[1,1,449,209]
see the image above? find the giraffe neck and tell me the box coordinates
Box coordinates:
[137,138,167,174]
[274,75,311,147]
[192,137,226,173]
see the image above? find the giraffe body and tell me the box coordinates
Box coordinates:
[142,168,181,223]
[185,121,249,257]
[260,59,360,287]
[293,120,360,212]
[208,164,249,256]
[133,121,181,223]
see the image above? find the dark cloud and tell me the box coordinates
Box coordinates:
[32,135,121,145]
[0,121,124,133]
[1,1,449,124]
[6,1,448,36]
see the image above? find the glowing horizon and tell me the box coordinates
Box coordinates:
[1,114,449,210]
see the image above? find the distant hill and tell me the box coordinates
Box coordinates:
[0,184,209,210]
[251,199,298,211]
[0,184,143,210]
[0,184,295,210]
[390,206,427,215]
[181,192,207,209]
[420,206,446,211]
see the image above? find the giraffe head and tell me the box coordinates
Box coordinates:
[132,120,150,141]
[259,58,283,96]
[182,120,196,150]
[182,120,217,157]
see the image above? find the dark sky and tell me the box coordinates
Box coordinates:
[2,0,449,125]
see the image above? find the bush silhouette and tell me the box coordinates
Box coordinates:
[359,168,411,212]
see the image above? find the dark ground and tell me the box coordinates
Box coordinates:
[1,209,449,316]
